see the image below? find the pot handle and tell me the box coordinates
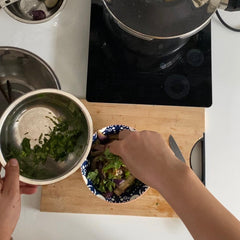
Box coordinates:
[219,0,240,11]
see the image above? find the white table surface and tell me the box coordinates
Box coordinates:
[1,1,240,239]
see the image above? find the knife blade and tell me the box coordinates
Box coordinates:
[168,135,186,163]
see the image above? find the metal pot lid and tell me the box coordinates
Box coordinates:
[102,0,219,39]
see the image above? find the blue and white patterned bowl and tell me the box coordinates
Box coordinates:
[81,125,149,203]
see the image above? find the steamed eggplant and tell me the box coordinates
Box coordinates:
[87,132,136,198]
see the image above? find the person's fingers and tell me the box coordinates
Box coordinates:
[108,140,124,156]
[0,178,37,194]
[118,130,131,140]
[3,159,20,195]
[20,182,33,187]
[0,179,3,192]
[20,185,38,195]
[108,130,135,155]
[20,182,36,187]
[20,182,38,193]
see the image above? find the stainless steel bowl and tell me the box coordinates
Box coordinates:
[0,47,60,116]
[4,0,67,24]
[0,89,93,185]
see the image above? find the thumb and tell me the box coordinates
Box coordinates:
[3,159,20,195]
[108,140,124,157]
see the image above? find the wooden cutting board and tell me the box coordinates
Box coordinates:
[40,100,204,217]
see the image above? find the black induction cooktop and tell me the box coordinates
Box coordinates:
[86,2,212,107]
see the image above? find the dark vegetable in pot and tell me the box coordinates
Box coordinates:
[31,10,46,21]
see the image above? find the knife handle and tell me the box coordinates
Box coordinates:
[190,134,205,185]
[202,133,206,185]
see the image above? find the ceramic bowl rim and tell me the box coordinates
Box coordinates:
[81,124,149,203]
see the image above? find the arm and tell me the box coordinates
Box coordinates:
[109,130,240,240]
[0,159,37,240]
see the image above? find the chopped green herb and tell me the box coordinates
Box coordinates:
[87,169,99,181]
[88,136,135,196]
[6,117,82,179]
[102,149,123,173]
[125,170,130,178]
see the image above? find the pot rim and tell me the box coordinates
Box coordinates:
[102,0,213,40]
[0,46,61,89]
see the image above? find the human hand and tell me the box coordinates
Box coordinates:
[111,131,240,240]
[108,130,184,191]
[0,159,37,240]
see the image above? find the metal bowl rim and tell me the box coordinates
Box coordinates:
[4,0,67,24]
[0,46,61,89]
[0,89,93,185]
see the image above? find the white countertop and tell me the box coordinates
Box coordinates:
[1,1,240,239]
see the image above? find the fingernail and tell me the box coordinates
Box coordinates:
[9,159,18,166]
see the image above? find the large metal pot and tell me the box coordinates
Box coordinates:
[0,47,60,116]
[102,0,239,56]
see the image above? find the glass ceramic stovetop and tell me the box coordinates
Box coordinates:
[86,2,212,107]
